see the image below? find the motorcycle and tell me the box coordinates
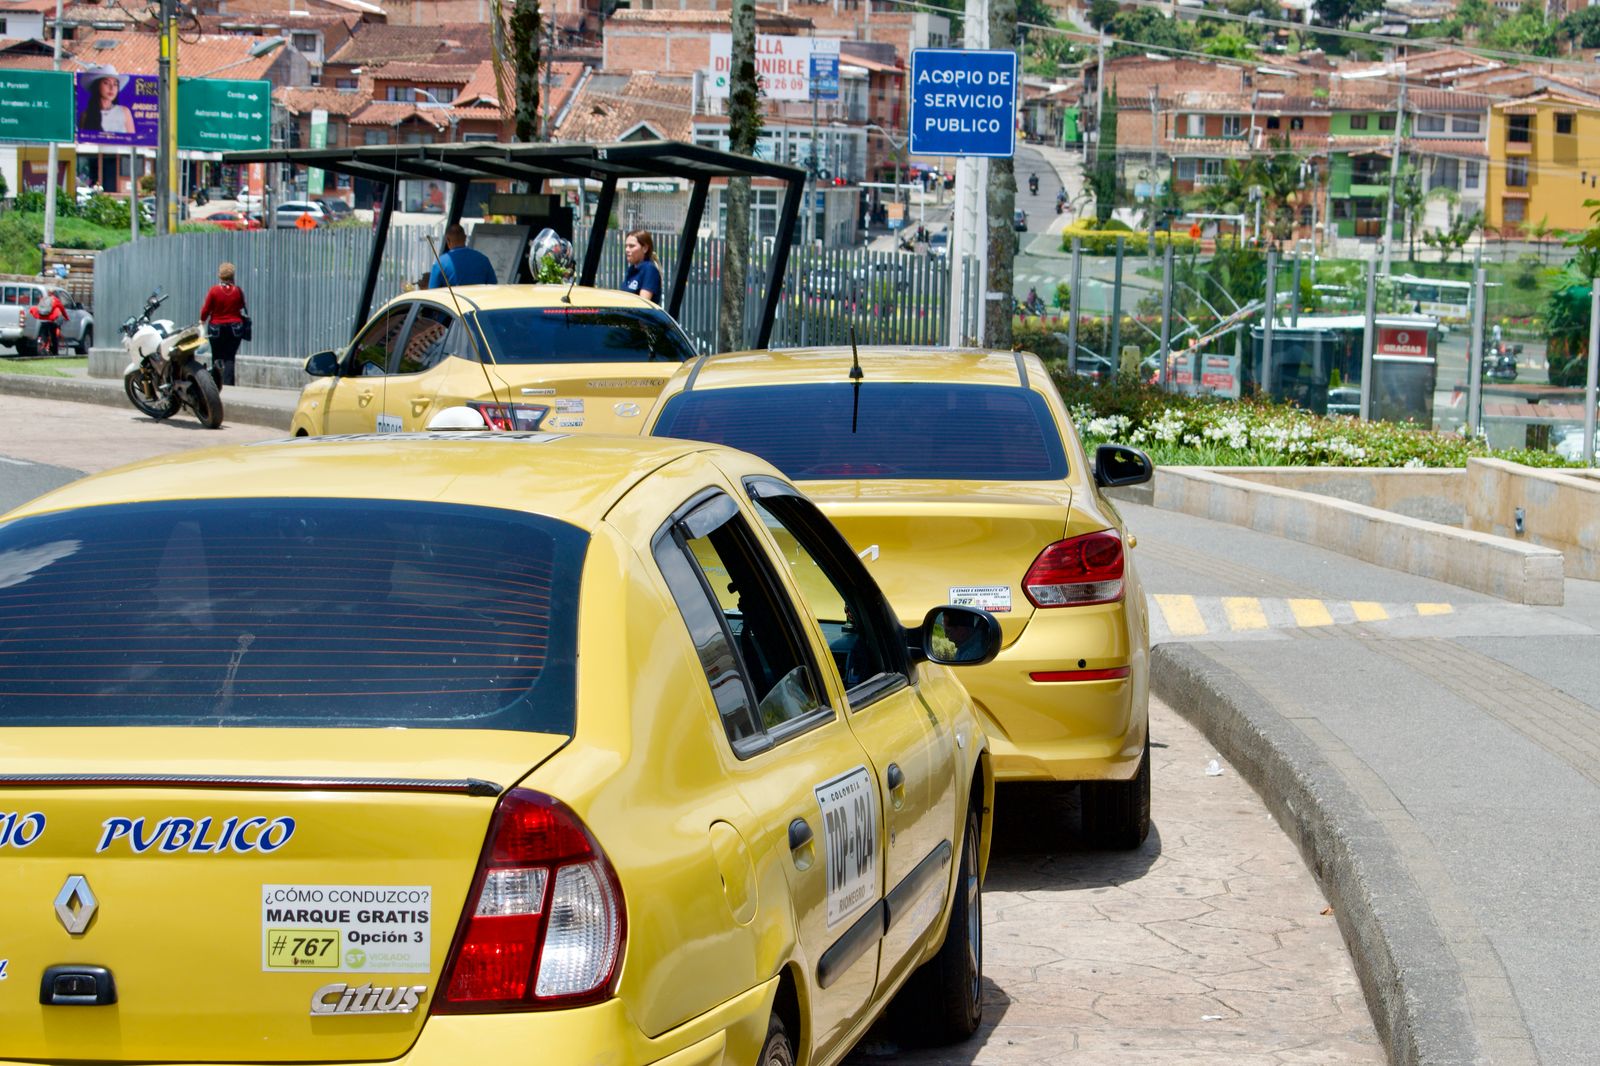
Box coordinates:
[1483,340,1520,383]
[1028,175,1040,196]
[121,290,224,429]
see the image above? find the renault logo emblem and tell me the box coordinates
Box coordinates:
[54,875,97,935]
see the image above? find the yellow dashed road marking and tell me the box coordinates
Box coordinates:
[1154,594,1208,636]
[1416,603,1454,616]
[1289,598,1335,627]
[1351,601,1389,622]
[1223,597,1269,630]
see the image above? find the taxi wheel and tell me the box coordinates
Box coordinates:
[891,806,983,1045]
[758,1014,795,1066]
[1081,736,1151,850]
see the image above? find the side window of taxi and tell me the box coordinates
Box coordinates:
[745,482,909,705]
[395,306,458,375]
[348,304,410,377]
[654,493,830,755]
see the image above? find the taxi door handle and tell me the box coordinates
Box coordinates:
[788,818,813,851]
[411,397,431,414]
[357,389,374,407]
[886,764,905,791]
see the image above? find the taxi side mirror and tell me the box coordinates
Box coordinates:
[304,350,339,377]
[1093,443,1153,489]
[914,605,1001,667]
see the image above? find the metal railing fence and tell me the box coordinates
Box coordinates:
[95,225,978,358]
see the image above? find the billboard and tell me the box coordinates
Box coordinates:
[75,67,158,147]
[0,70,75,144]
[707,35,840,102]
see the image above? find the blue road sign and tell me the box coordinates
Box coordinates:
[809,54,839,101]
[909,48,1017,158]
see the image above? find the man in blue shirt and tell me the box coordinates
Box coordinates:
[428,224,497,288]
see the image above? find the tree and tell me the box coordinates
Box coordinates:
[1107,9,1198,56]
[1087,0,1119,31]
[1201,32,1257,59]
[985,0,1018,349]
[1313,0,1382,28]
[1562,3,1600,47]
[717,0,762,353]
[1251,141,1305,249]
[1090,81,1120,225]
[488,0,542,140]
[1394,166,1426,263]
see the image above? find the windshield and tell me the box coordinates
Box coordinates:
[653,382,1070,481]
[0,498,585,731]
[473,306,695,365]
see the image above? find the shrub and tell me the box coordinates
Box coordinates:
[1060,223,1198,255]
[79,193,129,230]
[1055,281,1071,308]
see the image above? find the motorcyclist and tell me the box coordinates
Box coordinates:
[1055,187,1068,215]
[29,289,66,356]
[1028,172,1040,195]
[1024,286,1043,317]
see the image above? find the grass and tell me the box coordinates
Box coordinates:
[0,356,85,377]
[0,210,219,275]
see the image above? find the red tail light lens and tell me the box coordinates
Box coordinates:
[1023,530,1125,607]
[466,402,548,431]
[435,789,625,1013]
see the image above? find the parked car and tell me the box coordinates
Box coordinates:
[316,197,355,221]
[274,200,329,228]
[927,231,949,257]
[0,281,94,356]
[0,432,999,1066]
[647,348,1156,847]
[291,286,695,437]
[201,211,262,231]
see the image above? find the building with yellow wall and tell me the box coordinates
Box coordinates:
[1487,91,1600,237]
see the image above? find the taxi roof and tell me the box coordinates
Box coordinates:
[399,285,660,313]
[672,347,1044,392]
[3,434,718,532]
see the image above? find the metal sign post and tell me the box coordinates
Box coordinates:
[1466,265,1487,438]
[1585,281,1599,465]
[1359,258,1377,421]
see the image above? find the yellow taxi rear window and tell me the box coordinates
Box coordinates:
[653,382,1070,480]
[0,499,583,731]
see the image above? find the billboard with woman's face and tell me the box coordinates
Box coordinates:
[75,68,158,146]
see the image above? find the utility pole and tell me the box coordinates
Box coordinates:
[1147,86,1158,265]
[42,0,64,260]
[1379,72,1407,275]
[156,0,177,235]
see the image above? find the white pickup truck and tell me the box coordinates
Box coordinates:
[0,281,95,356]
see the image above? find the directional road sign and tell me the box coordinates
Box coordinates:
[177,78,270,152]
[0,70,75,144]
[909,48,1017,158]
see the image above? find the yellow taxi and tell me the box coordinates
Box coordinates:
[0,432,1000,1065]
[289,286,693,437]
[647,348,1156,848]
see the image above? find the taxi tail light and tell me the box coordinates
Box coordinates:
[1023,530,1124,607]
[466,401,546,432]
[435,789,625,1013]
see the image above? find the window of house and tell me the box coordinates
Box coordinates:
[1266,116,1281,130]
[1557,113,1574,135]
[385,86,412,102]
[1201,159,1223,181]
[1349,114,1369,130]
[1508,114,1531,143]
[1507,157,1529,187]
[1185,114,1204,137]
[1417,113,1447,133]
[1465,161,1481,189]
[1503,198,1526,223]
[1290,116,1304,130]
[363,130,388,145]
[1299,204,1313,225]
[1452,115,1481,133]
[1378,114,1396,131]
[1177,158,1197,180]
[1222,115,1244,138]
[336,77,358,91]
[291,32,318,52]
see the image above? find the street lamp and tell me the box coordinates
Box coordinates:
[195,36,287,78]
[415,87,460,143]
[835,120,910,229]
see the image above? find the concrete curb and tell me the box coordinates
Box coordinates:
[0,372,292,431]
[1150,643,1479,1066]
[1153,466,1564,606]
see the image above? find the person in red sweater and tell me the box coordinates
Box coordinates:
[199,261,247,390]
[28,290,66,356]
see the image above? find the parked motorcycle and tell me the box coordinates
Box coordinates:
[121,290,224,429]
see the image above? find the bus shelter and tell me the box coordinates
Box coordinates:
[1250,313,1439,422]
[222,140,807,349]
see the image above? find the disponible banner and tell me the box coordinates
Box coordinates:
[706,35,839,102]
[75,67,158,147]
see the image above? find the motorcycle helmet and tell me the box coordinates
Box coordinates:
[529,227,576,283]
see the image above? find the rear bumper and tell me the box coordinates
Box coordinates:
[961,600,1149,784]
[0,976,777,1066]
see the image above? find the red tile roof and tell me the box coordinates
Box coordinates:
[553,71,692,143]
[68,33,282,80]
[325,21,493,67]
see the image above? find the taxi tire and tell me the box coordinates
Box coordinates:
[891,807,983,1046]
[758,1014,795,1066]
[1080,736,1151,850]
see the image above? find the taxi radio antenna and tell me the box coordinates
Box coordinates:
[425,233,509,423]
[849,325,863,434]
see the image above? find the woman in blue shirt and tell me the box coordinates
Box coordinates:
[623,229,662,304]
